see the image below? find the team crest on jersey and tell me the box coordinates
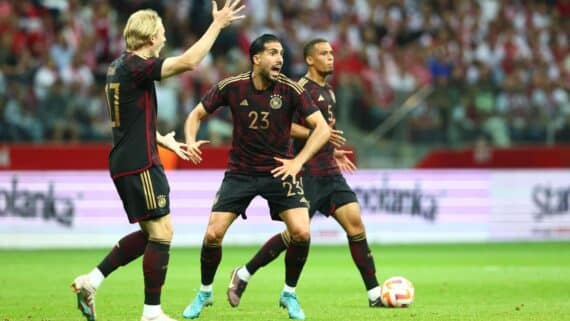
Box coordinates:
[318,95,325,101]
[270,94,283,109]
[157,195,167,208]
[329,90,336,103]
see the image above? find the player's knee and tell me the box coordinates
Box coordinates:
[346,220,365,236]
[204,227,224,245]
[289,229,310,243]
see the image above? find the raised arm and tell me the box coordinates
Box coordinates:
[161,0,245,79]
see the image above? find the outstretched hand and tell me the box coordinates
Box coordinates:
[326,119,345,147]
[161,131,192,161]
[186,140,210,164]
[334,149,356,174]
[212,0,246,28]
[271,157,303,184]
[329,129,346,147]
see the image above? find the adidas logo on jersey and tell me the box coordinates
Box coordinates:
[240,99,249,106]
[318,95,325,101]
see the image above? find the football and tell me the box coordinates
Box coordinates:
[380,276,415,307]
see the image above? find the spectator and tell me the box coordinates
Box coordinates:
[0,0,567,150]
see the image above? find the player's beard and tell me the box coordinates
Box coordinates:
[261,68,277,82]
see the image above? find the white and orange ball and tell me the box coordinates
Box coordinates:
[380,276,415,308]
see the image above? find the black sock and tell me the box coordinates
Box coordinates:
[200,243,222,286]
[97,230,148,277]
[245,232,288,275]
[348,233,379,290]
[143,241,170,305]
[284,238,310,287]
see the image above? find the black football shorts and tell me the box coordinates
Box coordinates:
[113,165,170,223]
[303,174,358,218]
[211,173,309,220]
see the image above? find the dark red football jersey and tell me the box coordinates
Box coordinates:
[201,72,319,175]
[105,52,165,179]
[295,76,340,176]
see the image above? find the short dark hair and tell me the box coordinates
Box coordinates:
[303,38,328,59]
[249,34,281,64]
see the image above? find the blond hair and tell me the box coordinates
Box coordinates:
[123,9,162,51]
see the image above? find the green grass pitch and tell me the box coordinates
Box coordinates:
[1,242,569,321]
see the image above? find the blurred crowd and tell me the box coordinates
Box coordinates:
[0,0,569,148]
